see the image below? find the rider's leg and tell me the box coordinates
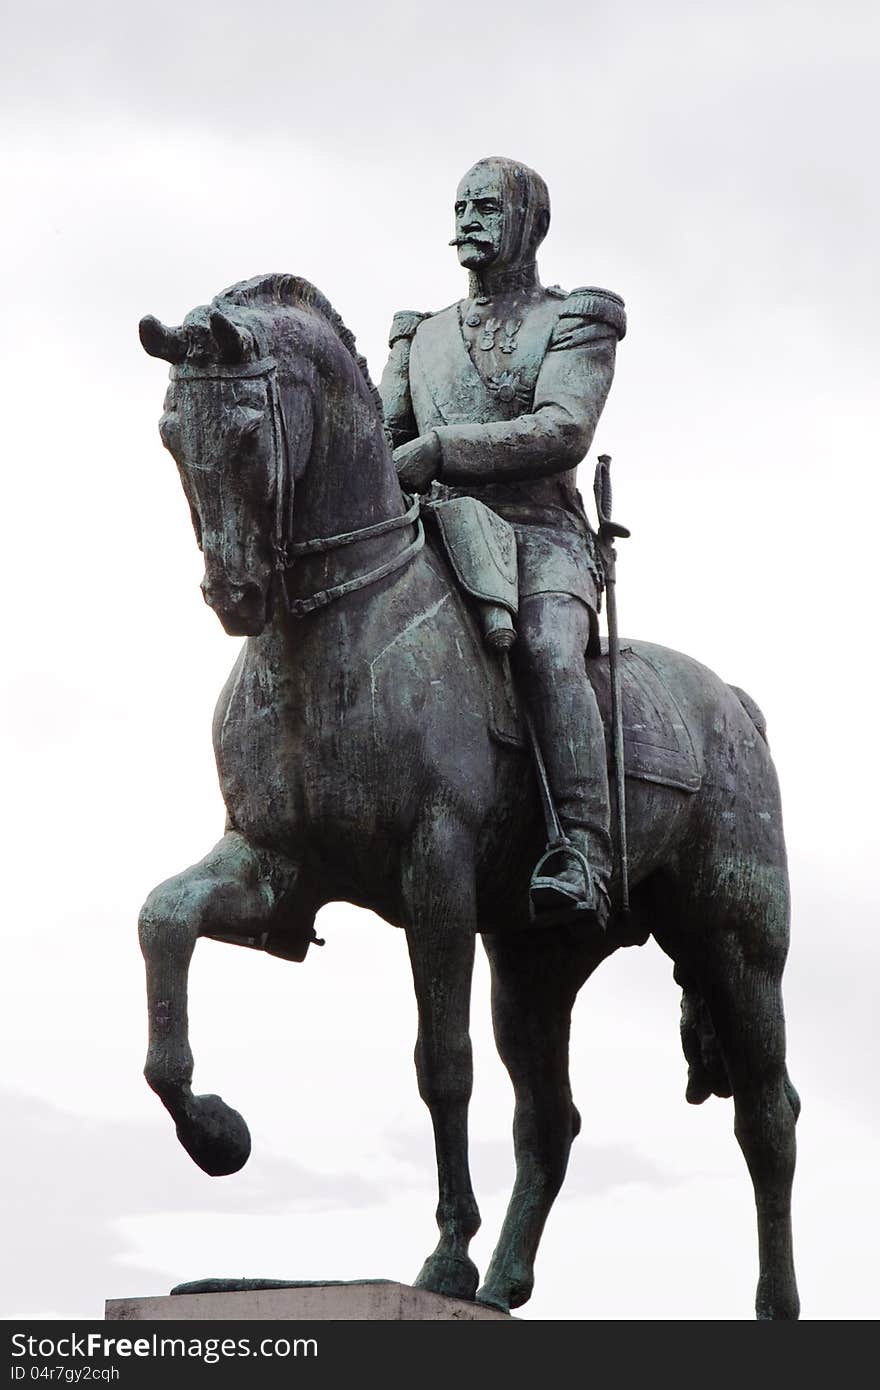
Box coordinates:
[512,591,612,921]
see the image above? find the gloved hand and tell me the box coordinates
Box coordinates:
[394,431,441,493]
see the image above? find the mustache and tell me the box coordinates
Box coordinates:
[448,235,495,248]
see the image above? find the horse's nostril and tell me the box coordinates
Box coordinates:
[232,582,262,607]
[202,577,263,611]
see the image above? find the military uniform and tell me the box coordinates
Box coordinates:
[380,283,626,647]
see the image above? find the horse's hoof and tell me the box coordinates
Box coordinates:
[175,1093,251,1176]
[475,1283,511,1314]
[414,1252,479,1303]
[477,1272,533,1311]
[756,1279,800,1320]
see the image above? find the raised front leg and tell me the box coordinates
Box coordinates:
[138,830,301,1176]
[402,813,481,1302]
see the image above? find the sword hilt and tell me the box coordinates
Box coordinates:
[594,454,631,542]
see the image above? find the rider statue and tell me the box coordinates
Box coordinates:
[379,155,626,929]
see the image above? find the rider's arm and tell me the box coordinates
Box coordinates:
[379,311,428,451]
[435,289,625,485]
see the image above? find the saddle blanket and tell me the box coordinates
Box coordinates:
[488,639,701,794]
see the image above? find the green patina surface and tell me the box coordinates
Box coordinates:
[136,160,800,1320]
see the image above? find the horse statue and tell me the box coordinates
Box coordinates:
[137,273,800,1320]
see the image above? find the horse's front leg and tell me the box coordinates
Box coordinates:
[402,811,481,1302]
[477,930,609,1312]
[138,829,299,1176]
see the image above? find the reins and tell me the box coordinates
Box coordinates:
[171,356,424,618]
[285,491,420,556]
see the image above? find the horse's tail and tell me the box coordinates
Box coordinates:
[673,963,733,1105]
[670,682,779,1109]
[728,684,769,744]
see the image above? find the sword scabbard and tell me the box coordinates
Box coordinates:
[593,456,630,914]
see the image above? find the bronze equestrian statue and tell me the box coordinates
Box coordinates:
[136,163,800,1320]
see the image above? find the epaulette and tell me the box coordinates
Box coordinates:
[388,310,430,347]
[559,286,626,340]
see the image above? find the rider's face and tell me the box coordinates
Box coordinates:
[453,170,504,270]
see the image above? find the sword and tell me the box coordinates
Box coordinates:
[594,454,631,914]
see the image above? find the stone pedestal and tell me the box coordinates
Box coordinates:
[105,1281,511,1321]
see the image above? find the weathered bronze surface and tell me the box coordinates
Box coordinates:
[137,162,800,1319]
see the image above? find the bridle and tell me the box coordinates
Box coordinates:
[171,356,424,618]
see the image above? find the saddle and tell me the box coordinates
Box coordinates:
[427,498,700,795]
[589,642,701,793]
[468,627,701,796]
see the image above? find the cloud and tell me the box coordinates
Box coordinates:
[0,1087,390,1318]
[2,0,878,1326]
[386,1125,689,1198]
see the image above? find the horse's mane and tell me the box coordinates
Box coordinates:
[214,273,385,426]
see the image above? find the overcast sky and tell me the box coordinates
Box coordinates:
[2,0,878,1320]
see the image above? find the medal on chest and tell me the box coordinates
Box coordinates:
[470,313,523,354]
[487,368,531,407]
[460,301,534,411]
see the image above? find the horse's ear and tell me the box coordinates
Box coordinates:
[139,315,188,363]
[210,310,251,365]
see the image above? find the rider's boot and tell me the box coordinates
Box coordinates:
[514,592,614,932]
[523,661,614,930]
[529,824,612,930]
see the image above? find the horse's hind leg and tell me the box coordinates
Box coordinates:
[711,959,800,1320]
[139,829,295,1176]
[477,930,608,1312]
[673,859,800,1320]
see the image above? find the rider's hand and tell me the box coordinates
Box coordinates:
[394,432,441,493]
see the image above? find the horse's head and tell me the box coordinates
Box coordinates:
[139,295,313,637]
[141,275,393,637]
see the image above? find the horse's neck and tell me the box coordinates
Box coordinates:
[278,359,417,617]
[291,374,402,544]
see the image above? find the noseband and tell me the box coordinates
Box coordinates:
[170,357,424,617]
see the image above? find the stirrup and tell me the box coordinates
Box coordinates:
[529,840,608,929]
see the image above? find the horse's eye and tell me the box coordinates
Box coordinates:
[229,406,264,450]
